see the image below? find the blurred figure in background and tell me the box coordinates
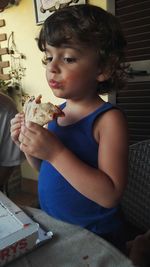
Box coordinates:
[0,92,24,194]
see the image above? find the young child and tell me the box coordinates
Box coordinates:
[10,4,128,250]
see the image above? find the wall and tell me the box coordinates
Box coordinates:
[0,0,108,180]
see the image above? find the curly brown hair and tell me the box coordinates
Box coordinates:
[37,4,127,94]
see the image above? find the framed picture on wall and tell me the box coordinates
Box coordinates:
[33,0,86,25]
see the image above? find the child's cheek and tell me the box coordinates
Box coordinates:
[65,72,80,85]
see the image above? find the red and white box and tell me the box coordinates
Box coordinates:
[0,191,53,266]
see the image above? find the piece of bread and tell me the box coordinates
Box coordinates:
[23,95,64,126]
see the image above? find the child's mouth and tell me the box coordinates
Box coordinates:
[49,80,62,89]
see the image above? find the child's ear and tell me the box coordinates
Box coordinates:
[96,71,110,82]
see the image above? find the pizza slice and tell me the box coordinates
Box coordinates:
[23,95,64,126]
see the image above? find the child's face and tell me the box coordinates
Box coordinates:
[44,43,102,100]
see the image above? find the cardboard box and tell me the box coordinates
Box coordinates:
[0,191,53,266]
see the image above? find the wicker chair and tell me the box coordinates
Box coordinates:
[121,139,150,237]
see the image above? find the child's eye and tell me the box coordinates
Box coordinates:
[63,57,77,64]
[42,56,53,65]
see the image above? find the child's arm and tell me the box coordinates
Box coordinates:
[50,109,128,208]
[18,109,128,208]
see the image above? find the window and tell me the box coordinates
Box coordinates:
[111,0,150,144]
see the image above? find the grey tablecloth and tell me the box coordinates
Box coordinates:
[7,207,135,267]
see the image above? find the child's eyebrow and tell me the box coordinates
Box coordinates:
[61,44,83,53]
[45,45,83,54]
[45,48,50,53]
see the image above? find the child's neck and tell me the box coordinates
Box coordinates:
[58,96,105,126]
[66,95,104,112]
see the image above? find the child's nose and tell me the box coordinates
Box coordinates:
[48,60,60,73]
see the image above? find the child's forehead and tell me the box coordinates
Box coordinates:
[45,42,87,53]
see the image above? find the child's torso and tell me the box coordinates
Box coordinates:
[38,102,122,234]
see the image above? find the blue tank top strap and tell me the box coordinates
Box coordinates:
[59,102,116,135]
[59,102,66,109]
[80,102,116,145]
[59,101,115,121]
[86,102,115,123]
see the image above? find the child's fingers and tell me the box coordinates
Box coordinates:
[10,121,21,130]
[16,113,25,123]
[10,113,24,129]
[10,113,24,124]
[11,128,21,146]
[35,94,42,103]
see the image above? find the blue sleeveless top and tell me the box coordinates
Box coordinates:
[38,102,123,235]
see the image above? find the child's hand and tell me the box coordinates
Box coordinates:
[10,113,25,147]
[18,121,64,162]
[127,230,150,267]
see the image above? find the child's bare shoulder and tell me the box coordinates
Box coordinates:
[94,108,128,142]
[98,107,127,128]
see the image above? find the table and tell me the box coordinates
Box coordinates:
[7,207,135,267]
